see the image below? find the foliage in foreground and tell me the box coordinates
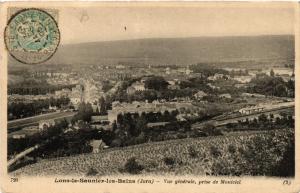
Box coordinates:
[12,129,294,177]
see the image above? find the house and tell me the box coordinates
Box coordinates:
[176,114,186,121]
[126,81,146,94]
[55,88,71,98]
[91,104,100,113]
[12,133,26,139]
[241,93,265,98]
[167,80,176,85]
[23,126,39,131]
[116,65,125,69]
[166,67,171,75]
[168,84,180,90]
[193,91,207,100]
[207,73,224,81]
[239,106,264,115]
[49,105,58,111]
[207,83,220,90]
[234,83,247,88]
[90,140,108,153]
[70,97,81,107]
[233,76,252,83]
[91,115,109,123]
[132,81,145,91]
[39,119,55,130]
[219,93,231,99]
[64,127,77,133]
[126,86,136,94]
[185,66,193,75]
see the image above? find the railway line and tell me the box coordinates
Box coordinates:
[8,111,76,130]
[192,105,294,129]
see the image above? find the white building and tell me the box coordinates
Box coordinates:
[193,91,207,100]
[131,81,146,91]
[39,119,55,130]
[239,106,265,115]
[116,65,125,69]
[219,93,232,99]
[233,76,252,83]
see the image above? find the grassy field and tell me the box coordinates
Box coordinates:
[12,128,294,176]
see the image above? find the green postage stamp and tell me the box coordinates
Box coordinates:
[4,8,60,64]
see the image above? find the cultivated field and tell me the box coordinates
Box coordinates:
[12,128,294,176]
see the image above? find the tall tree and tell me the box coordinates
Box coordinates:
[270,69,275,77]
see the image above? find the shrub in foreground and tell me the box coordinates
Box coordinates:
[123,157,144,174]
[86,167,98,176]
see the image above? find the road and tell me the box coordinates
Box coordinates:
[8,111,76,130]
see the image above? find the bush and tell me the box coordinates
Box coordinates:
[210,145,222,158]
[163,157,176,166]
[188,146,198,158]
[86,167,98,176]
[228,144,236,154]
[202,123,223,136]
[211,160,238,176]
[123,157,144,174]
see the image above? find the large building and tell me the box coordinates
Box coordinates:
[107,101,192,124]
[39,119,55,130]
[126,81,146,94]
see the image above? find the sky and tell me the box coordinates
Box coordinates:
[58,3,295,44]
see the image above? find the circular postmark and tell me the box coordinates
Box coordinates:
[4,8,60,64]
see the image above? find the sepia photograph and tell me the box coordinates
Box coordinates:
[1,2,297,187]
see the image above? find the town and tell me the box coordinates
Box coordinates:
[8,60,295,176]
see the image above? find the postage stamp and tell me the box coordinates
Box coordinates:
[4,8,60,64]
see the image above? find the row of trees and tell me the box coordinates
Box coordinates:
[8,77,75,95]
[225,112,294,131]
[8,97,70,120]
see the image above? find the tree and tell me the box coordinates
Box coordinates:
[95,107,100,115]
[144,76,169,90]
[123,157,144,174]
[73,102,93,122]
[86,167,98,176]
[98,97,106,115]
[274,84,287,97]
[270,69,275,77]
[202,123,222,136]
[258,114,268,123]
[135,116,147,135]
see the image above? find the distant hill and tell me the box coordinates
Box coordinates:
[9,35,294,67]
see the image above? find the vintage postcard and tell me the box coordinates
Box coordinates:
[0,2,299,193]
